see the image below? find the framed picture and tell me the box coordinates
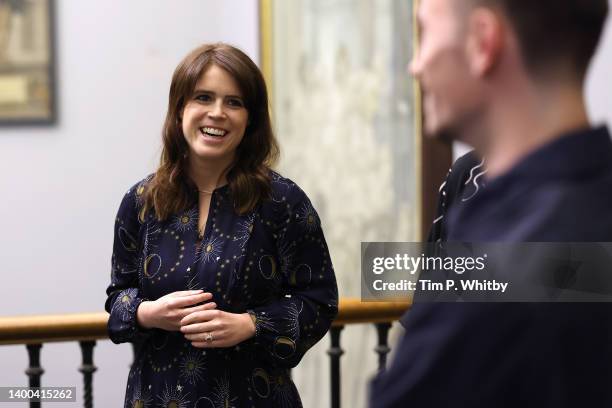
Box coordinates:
[0,0,56,125]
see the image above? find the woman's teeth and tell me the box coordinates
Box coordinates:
[200,127,227,137]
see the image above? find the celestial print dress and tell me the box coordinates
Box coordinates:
[105,171,339,408]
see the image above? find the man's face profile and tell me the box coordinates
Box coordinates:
[410,0,482,141]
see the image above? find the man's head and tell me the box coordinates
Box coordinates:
[411,0,609,140]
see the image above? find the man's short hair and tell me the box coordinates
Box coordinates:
[475,0,609,81]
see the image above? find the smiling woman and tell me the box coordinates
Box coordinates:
[181,65,249,164]
[104,43,338,408]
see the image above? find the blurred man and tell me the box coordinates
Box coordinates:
[370,0,611,406]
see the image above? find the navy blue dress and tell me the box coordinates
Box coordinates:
[105,171,338,408]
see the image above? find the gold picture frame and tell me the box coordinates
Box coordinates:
[0,0,56,125]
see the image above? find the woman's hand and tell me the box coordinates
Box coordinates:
[180,309,256,348]
[136,290,216,331]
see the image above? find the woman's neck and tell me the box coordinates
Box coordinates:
[187,155,232,192]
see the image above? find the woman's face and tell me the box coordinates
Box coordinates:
[181,64,249,165]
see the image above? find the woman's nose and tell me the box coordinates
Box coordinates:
[208,100,225,118]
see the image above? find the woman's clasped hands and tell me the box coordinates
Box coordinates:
[136,290,255,348]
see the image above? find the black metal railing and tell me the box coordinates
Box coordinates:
[0,299,410,408]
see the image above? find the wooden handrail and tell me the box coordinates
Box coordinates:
[0,298,410,345]
[333,298,410,326]
[0,313,109,345]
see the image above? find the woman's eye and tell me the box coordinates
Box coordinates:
[196,94,212,102]
[227,98,244,108]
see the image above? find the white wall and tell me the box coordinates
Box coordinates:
[0,1,258,406]
[587,1,612,127]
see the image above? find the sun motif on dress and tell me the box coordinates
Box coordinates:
[296,200,320,232]
[157,382,190,408]
[170,208,198,233]
[252,312,278,336]
[284,301,303,340]
[210,374,238,408]
[179,349,206,385]
[129,386,153,408]
[111,288,138,321]
[196,235,223,263]
[194,373,238,408]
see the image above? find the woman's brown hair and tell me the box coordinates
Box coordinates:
[143,43,279,220]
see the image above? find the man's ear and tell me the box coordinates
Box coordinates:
[465,7,504,77]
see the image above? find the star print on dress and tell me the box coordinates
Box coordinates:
[105,171,338,407]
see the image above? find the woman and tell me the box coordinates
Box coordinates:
[105,43,338,408]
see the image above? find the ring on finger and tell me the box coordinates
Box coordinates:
[204,332,214,343]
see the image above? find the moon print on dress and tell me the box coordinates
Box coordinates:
[118,226,138,252]
[250,368,295,408]
[157,382,190,408]
[258,255,280,281]
[289,263,312,287]
[113,214,140,277]
[107,173,338,407]
[139,221,162,279]
[251,368,271,399]
[272,336,297,359]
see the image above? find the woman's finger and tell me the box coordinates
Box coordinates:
[181,322,213,335]
[180,309,220,326]
[185,330,228,348]
[169,290,204,297]
[182,302,217,315]
[172,292,213,308]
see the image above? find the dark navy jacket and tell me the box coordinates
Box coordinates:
[370,126,612,407]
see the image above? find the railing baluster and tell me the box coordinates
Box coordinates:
[374,322,392,371]
[328,325,344,408]
[79,340,97,408]
[25,343,44,408]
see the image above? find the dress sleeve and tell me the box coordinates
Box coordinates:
[248,186,339,369]
[104,182,150,344]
